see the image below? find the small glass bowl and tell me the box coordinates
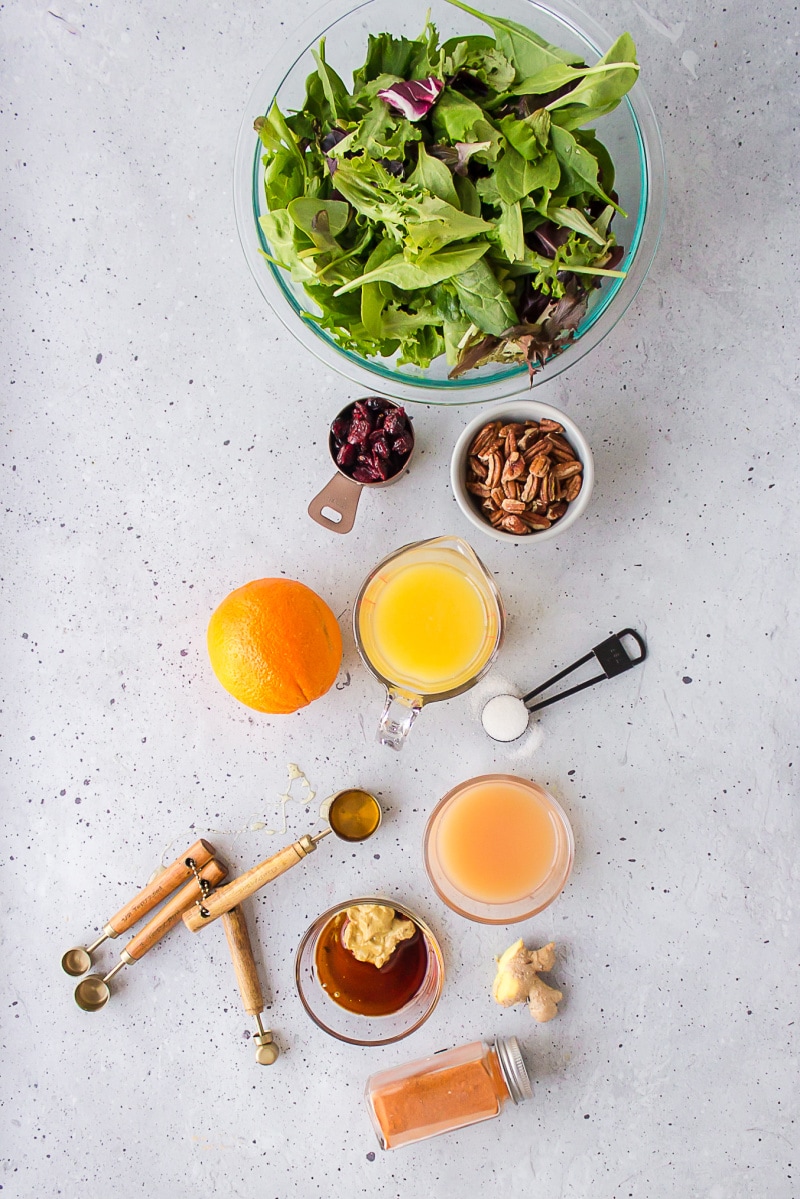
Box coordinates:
[295,897,445,1045]
[233,0,666,405]
[424,775,574,923]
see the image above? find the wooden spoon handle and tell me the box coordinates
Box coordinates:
[123,858,227,960]
[182,836,317,932]
[106,838,216,936]
[222,905,264,1017]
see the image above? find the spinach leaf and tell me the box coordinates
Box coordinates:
[548,205,606,245]
[574,128,615,194]
[544,33,638,118]
[259,210,315,281]
[333,240,491,295]
[492,200,525,262]
[311,40,351,122]
[408,142,461,207]
[549,125,622,212]
[454,174,482,217]
[444,0,585,76]
[512,47,639,100]
[452,259,518,334]
[287,198,351,251]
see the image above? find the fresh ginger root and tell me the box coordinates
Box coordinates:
[492,939,563,1022]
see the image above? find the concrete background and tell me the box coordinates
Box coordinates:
[2,0,798,1196]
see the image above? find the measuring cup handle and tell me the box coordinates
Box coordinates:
[377,689,422,751]
[308,472,362,534]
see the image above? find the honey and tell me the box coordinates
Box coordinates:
[328,789,381,842]
[314,910,428,1016]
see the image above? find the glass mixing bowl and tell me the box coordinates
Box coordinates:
[233,0,666,404]
[295,897,445,1045]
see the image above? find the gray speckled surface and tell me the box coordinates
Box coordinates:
[2,0,799,1196]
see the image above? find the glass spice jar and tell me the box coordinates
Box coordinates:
[365,1036,531,1150]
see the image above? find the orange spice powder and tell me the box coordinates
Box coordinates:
[370,1049,509,1149]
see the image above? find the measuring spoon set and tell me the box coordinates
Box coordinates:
[62,789,383,1062]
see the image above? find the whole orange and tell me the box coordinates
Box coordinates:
[207,578,342,714]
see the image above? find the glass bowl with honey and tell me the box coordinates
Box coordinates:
[294,897,444,1046]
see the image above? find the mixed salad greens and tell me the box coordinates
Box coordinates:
[255,0,639,378]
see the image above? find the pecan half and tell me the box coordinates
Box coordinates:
[501,514,528,534]
[565,475,583,502]
[552,460,582,480]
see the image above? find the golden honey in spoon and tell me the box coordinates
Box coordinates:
[327,789,382,842]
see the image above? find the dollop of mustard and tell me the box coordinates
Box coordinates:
[343,904,416,969]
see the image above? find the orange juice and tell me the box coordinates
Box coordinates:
[436,778,558,904]
[357,546,499,694]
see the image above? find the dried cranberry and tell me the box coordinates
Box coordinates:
[382,407,407,436]
[353,464,380,483]
[331,415,350,441]
[347,417,371,445]
[366,397,390,412]
[392,431,413,457]
[371,455,391,480]
[352,401,372,425]
[336,441,358,468]
[368,433,390,459]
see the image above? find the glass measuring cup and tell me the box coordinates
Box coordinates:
[353,536,505,749]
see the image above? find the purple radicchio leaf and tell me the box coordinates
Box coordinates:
[376,76,444,122]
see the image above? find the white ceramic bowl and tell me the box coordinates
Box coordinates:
[450,400,594,544]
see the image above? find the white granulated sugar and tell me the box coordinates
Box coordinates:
[481,693,530,742]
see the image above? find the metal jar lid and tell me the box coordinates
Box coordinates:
[494,1036,533,1105]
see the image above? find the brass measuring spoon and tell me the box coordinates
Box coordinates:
[182,789,382,933]
[74,858,227,1011]
[222,905,279,1066]
[62,837,216,976]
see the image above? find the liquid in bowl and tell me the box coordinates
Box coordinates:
[425,775,574,923]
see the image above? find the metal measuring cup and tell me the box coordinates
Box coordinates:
[182,789,382,932]
[308,399,415,534]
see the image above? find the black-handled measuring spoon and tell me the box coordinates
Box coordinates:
[481,629,647,743]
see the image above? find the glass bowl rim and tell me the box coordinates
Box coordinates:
[294,895,446,1045]
[232,0,667,405]
[423,773,575,923]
